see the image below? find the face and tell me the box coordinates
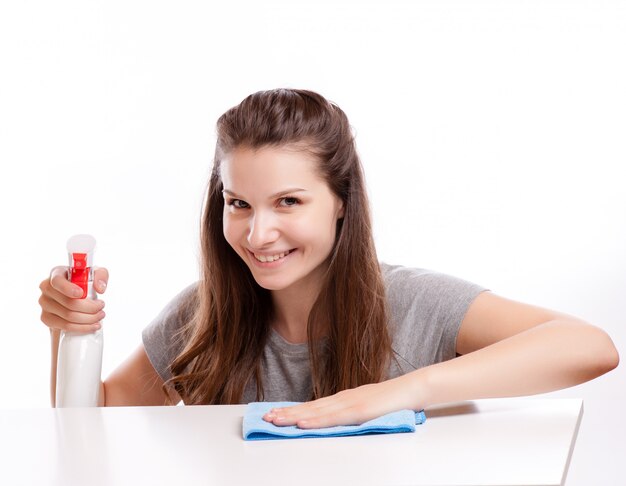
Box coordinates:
[220,145,344,294]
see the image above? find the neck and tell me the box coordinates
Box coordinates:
[270,265,328,345]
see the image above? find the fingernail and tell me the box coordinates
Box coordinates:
[264,413,275,420]
[98,280,107,292]
[73,287,83,297]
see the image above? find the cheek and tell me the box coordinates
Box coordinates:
[222,216,240,248]
[292,210,339,249]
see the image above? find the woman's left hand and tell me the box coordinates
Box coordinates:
[262,374,423,429]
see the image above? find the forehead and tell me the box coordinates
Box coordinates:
[220,145,325,192]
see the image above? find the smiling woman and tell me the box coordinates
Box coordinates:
[165,89,392,405]
[38,88,619,429]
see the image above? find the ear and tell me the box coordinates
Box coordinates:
[337,200,345,220]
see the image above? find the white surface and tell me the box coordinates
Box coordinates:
[0,398,583,486]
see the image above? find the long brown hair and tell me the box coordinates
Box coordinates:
[165,89,392,404]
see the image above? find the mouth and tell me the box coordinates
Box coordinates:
[248,248,296,265]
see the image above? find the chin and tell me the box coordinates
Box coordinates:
[250,276,293,291]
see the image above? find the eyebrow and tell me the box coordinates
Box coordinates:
[222,188,307,200]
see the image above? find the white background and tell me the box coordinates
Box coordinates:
[0,0,624,484]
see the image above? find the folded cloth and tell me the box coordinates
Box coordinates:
[243,401,426,441]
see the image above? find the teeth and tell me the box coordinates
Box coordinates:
[254,250,291,263]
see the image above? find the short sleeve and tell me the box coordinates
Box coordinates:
[142,282,199,383]
[381,263,488,376]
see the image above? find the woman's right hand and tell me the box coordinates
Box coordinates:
[38,266,109,333]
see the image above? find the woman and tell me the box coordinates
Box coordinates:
[39,88,619,429]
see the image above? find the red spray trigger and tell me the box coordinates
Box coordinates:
[70,253,90,299]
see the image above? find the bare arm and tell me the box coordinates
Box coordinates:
[262,291,619,428]
[414,292,619,408]
[102,343,181,406]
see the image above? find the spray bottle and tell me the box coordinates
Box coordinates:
[55,234,104,407]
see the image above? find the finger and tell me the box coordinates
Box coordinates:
[296,409,359,429]
[267,406,357,429]
[48,266,84,299]
[267,395,333,416]
[40,294,106,325]
[286,392,344,412]
[264,401,337,426]
[40,278,105,314]
[93,267,109,294]
[41,310,102,334]
[263,388,379,428]
[263,402,315,421]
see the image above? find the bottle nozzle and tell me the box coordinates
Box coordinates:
[67,235,96,299]
[72,253,88,269]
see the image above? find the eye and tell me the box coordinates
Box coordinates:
[227,199,250,209]
[279,196,300,207]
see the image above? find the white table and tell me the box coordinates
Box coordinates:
[0,398,583,486]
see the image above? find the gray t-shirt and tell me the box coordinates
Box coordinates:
[142,263,487,403]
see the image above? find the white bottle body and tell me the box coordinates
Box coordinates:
[56,280,104,407]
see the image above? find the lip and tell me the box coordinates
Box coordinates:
[247,248,296,268]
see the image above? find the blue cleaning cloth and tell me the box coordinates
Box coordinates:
[243,401,426,441]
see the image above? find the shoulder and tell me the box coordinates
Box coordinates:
[379,261,488,343]
[380,262,488,371]
[160,281,200,318]
[143,281,200,337]
[141,281,201,382]
[380,262,486,304]
[171,281,201,312]
[380,262,439,287]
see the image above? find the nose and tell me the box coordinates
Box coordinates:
[247,210,280,249]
